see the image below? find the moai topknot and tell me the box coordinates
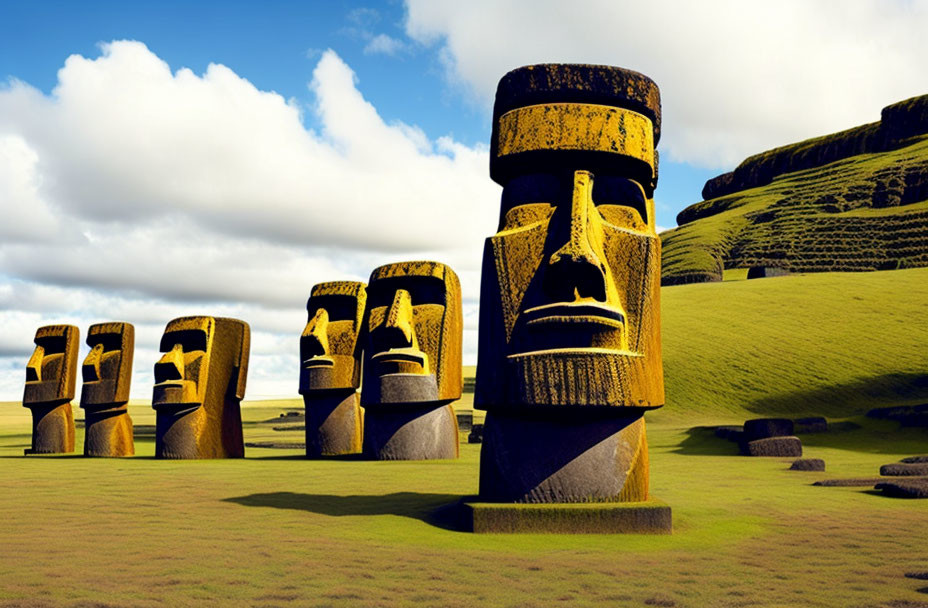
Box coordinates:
[23,324,79,454]
[80,322,135,457]
[299,281,366,456]
[361,261,462,460]
[475,64,666,507]
[152,316,250,459]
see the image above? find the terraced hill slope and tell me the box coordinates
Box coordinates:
[662,94,928,285]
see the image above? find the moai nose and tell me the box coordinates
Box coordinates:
[301,308,330,359]
[544,170,609,302]
[82,343,104,382]
[26,346,44,382]
[154,343,185,383]
[375,289,415,350]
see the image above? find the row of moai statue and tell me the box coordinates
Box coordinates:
[22,63,665,512]
[300,261,462,460]
[23,317,250,458]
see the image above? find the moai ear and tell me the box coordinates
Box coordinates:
[234,322,251,400]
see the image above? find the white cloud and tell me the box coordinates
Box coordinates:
[364,33,408,56]
[0,41,498,400]
[404,0,928,168]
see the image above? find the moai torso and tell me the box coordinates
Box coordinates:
[80,322,135,457]
[24,324,79,454]
[152,316,250,459]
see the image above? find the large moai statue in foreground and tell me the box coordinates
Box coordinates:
[152,316,250,459]
[473,64,669,529]
[80,322,135,457]
[361,261,462,460]
[23,325,79,455]
[299,281,366,456]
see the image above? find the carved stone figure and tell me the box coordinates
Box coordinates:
[80,322,135,457]
[361,261,462,460]
[476,64,664,503]
[23,324,79,454]
[299,281,366,456]
[152,316,250,459]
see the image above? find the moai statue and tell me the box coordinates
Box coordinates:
[476,64,664,503]
[152,316,250,459]
[80,322,135,457]
[23,324,79,454]
[361,261,462,460]
[299,281,366,457]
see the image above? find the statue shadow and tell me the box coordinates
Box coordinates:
[672,426,741,456]
[222,491,464,530]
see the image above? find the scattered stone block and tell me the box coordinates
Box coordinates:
[814,478,886,487]
[743,418,794,441]
[714,425,743,441]
[880,463,928,476]
[875,479,928,498]
[468,423,484,444]
[790,458,825,471]
[746,266,791,279]
[906,572,928,580]
[794,417,828,433]
[900,455,928,464]
[745,436,802,457]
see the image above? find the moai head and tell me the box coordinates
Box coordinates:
[80,322,134,409]
[299,281,366,394]
[361,261,462,406]
[24,325,79,406]
[152,316,249,412]
[475,64,664,410]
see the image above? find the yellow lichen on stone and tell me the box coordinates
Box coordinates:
[81,322,135,457]
[23,324,80,454]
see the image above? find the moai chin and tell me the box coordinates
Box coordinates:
[80,322,135,457]
[152,316,250,459]
[299,281,366,457]
[476,64,664,503]
[23,324,79,454]
[361,261,462,460]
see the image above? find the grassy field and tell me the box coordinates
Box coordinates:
[1,269,927,607]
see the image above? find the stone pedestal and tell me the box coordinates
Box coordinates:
[304,391,363,457]
[84,407,134,457]
[363,403,458,460]
[25,401,75,455]
[462,498,672,534]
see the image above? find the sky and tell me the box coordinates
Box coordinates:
[2,0,928,400]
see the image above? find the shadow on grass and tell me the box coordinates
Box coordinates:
[222,491,464,530]
[745,372,928,417]
[672,426,741,456]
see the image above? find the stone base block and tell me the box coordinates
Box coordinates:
[460,497,672,534]
[744,436,802,457]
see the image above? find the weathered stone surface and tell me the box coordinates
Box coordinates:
[300,281,366,457]
[789,458,825,471]
[152,316,250,459]
[875,479,928,498]
[743,418,795,442]
[360,261,462,460]
[462,497,672,534]
[24,324,79,455]
[814,477,894,487]
[745,436,802,457]
[794,417,828,434]
[81,322,135,457]
[880,463,928,476]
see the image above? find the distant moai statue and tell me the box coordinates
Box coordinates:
[80,322,135,457]
[361,261,462,460]
[23,324,80,455]
[299,281,366,457]
[152,316,250,459]
[476,64,665,503]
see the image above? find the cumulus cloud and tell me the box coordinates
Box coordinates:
[364,33,408,56]
[0,41,496,399]
[404,0,928,168]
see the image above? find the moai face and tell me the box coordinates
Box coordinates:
[24,325,79,405]
[81,322,134,408]
[361,261,462,406]
[299,281,366,394]
[475,64,664,410]
[152,316,249,411]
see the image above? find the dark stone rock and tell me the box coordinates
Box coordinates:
[745,436,802,457]
[814,477,889,487]
[468,423,484,444]
[906,572,928,581]
[794,417,828,433]
[746,266,791,279]
[900,455,928,464]
[790,458,825,471]
[743,418,794,441]
[880,463,928,476]
[714,425,743,441]
[875,479,928,498]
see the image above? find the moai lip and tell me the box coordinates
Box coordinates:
[360,261,463,460]
[80,322,135,457]
[300,281,366,457]
[23,324,80,455]
[473,64,669,522]
[152,316,250,459]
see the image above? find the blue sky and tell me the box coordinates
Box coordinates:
[1,1,927,399]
